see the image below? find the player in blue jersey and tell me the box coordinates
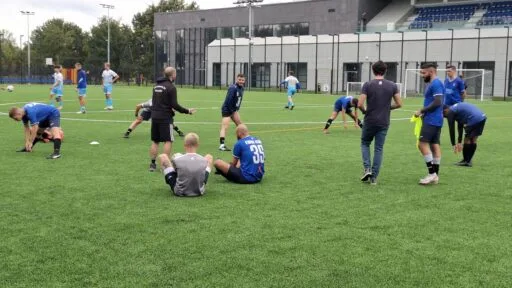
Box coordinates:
[444,65,466,150]
[219,73,245,151]
[443,103,486,167]
[323,95,362,133]
[214,124,265,184]
[414,63,444,185]
[280,71,300,110]
[9,103,63,159]
[75,63,87,114]
[102,63,119,110]
[49,65,64,110]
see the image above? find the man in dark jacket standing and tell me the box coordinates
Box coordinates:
[149,67,196,172]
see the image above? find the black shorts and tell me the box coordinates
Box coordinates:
[151,121,173,143]
[140,110,151,121]
[465,119,486,138]
[222,110,234,118]
[419,124,442,144]
[220,166,254,184]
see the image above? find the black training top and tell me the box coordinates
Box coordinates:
[151,77,189,121]
[361,79,399,128]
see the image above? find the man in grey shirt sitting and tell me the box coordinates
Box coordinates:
[158,133,213,197]
[358,61,402,185]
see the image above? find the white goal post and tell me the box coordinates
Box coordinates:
[346,81,404,98]
[404,69,489,101]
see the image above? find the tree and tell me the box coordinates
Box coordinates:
[0,30,22,77]
[88,17,133,81]
[30,19,89,67]
[132,0,198,81]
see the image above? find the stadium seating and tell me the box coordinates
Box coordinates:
[478,1,512,26]
[409,4,479,30]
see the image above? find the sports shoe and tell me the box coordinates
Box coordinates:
[455,160,466,166]
[323,129,330,134]
[149,162,157,172]
[16,147,29,152]
[284,106,289,109]
[456,161,473,167]
[177,131,185,137]
[290,105,295,110]
[419,174,439,185]
[361,168,372,182]
[46,152,61,159]
[107,106,113,110]
[219,144,231,151]
[370,178,378,185]
[123,133,130,138]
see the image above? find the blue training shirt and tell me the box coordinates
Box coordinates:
[449,102,486,126]
[222,84,244,113]
[334,96,353,112]
[233,136,265,182]
[444,77,465,105]
[423,78,445,127]
[77,69,87,89]
[22,103,59,126]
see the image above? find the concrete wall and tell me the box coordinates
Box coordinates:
[207,27,512,97]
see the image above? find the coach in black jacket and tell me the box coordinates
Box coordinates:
[149,67,196,172]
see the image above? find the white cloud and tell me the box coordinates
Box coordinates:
[1,0,291,46]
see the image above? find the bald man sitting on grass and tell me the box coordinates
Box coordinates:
[158,133,213,197]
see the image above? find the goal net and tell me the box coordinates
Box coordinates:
[346,81,404,98]
[404,69,491,101]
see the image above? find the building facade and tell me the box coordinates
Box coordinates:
[153,0,391,86]
[206,27,511,98]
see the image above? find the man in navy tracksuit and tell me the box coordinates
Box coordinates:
[219,73,245,151]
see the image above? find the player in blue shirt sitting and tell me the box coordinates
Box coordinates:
[323,95,362,134]
[444,103,486,167]
[9,103,63,159]
[414,63,444,185]
[214,124,265,184]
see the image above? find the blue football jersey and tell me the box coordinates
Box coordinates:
[233,136,265,182]
[423,78,444,127]
[444,77,465,105]
[449,102,486,126]
[22,103,59,126]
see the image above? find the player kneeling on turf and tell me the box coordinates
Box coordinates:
[443,103,486,167]
[214,124,265,184]
[17,127,64,152]
[158,133,213,197]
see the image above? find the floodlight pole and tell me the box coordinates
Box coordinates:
[234,0,264,90]
[101,4,115,63]
[0,32,3,79]
[20,11,34,83]
[505,26,510,99]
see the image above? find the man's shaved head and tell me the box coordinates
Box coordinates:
[184,133,199,148]
[164,67,177,80]
[236,124,249,139]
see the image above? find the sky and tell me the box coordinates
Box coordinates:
[1,0,293,45]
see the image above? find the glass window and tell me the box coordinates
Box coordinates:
[299,23,309,35]
[281,24,291,36]
[251,63,271,88]
[221,27,233,39]
[205,28,217,44]
[273,24,281,37]
[213,63,221,86]
[255,25,273,38]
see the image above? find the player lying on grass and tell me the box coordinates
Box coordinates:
[123,99,185,138]
[214,124,265,184]
[323,95,362,133]
[9,103,63,159]
[17,127,64,152]
[158,133,213,197]
[443,103,486,167]
[219,73,245,151]
[280,71,301,110]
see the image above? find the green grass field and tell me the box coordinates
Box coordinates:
[1,85,512,287]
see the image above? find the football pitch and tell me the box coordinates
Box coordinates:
[1,85,511,287]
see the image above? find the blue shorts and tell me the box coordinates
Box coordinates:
[287,88,296,97]
[103,84,113,94]
[334,105,351,114]
[78,88,87,96]
[51,88,63,97]
[40,111,61,128]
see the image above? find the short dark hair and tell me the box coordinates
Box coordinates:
[237,73,245,78]
[421,62,438,69]
[446,65,456,71]
[288,71,295,76]
[372,61,387,76]
[54,65,61,69]
[352,98,359,107]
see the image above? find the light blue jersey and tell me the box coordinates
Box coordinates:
[51,72,64,97]
[102,69,118,95]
